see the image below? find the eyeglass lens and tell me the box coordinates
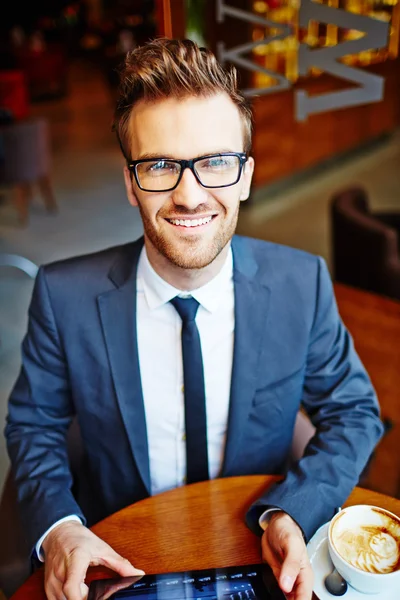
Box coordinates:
[135,155,241,191]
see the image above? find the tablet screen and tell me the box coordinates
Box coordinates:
[88,563,286,600]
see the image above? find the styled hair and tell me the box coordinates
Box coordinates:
[112,37,253,159]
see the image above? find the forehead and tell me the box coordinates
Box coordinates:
[127,93,244,159]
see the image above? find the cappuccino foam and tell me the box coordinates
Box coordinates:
[331,507,400,575]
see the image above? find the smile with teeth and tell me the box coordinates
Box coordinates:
[168,216,213,227]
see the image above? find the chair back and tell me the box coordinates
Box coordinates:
[0,117,51,185]
[330,186,399,298]
[291,411,316,462]
[0,470,31,598]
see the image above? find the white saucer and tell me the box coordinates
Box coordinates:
[306,522,398,600]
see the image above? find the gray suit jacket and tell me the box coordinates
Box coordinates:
[5,235,384,551]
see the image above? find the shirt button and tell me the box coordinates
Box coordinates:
[181,385,184,393]
[182,433,186,441]
[183,476,187,484]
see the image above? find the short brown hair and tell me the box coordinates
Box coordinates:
[112,37,253,159]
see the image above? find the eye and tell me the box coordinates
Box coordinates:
[139,161,180,177]
[198,155,236,170]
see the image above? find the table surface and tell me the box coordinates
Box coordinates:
[11,475,400,600]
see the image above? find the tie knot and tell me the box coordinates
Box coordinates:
[170,296,199,324]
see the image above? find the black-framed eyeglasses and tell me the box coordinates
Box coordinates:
[127,152,248,192]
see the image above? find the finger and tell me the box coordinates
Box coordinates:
[260,554,281,587]
[80,583,89,600]
[279,537,305,593]
[261,534,287,586]
[62,550,90,599]
[99,549,145,577]
[45,578,67,600]
[261,532,282,567]
[291,564,314,600]
[45,566,67,600]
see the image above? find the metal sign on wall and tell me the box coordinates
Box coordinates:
[216,0,400,121]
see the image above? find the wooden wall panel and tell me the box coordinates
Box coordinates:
[251,58,400,191]
[252,91,296,185]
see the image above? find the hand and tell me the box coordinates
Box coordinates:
[261,511,313,600]
[42,520,145,600]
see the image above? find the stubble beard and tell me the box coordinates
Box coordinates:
[137,202,240,270]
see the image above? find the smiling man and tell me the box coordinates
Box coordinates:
[5,38,383,600]
[122,93,253,282]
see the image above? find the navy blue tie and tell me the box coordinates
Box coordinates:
[170,296,209,483]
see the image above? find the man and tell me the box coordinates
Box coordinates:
[5,38,383,600]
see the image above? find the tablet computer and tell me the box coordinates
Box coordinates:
[87,563,287,600]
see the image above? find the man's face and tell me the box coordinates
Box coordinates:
[123,93,254,270]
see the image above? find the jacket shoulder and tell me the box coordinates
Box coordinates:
[43,242,130,271]
[41,239,141,281]
[36,238,144,301]
[233,235,323,272]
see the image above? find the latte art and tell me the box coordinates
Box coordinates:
[334,527,400,574]
[328,506,400,595]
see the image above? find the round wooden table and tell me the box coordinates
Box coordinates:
[10,475,400,600]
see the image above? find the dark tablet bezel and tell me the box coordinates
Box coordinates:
[87,563,286,600]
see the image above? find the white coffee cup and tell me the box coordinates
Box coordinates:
[328,504,400,595]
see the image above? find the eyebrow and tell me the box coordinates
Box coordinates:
[135,149,237,161]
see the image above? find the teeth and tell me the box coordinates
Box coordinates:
[169,216,212,227]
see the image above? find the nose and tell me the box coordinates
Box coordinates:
[171,167,208,210]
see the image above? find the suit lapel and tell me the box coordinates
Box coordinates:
[98,238,151,494]
[96,236,272,487]
[222,237,271,475]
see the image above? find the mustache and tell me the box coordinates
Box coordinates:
[160,204,218,218]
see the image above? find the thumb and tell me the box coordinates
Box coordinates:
[279,546,301,593]
[279,571,296,594]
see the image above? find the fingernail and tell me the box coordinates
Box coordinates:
[281,575,294,591]
[80,582,89,599]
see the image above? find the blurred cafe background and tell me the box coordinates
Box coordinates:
[0,0,399,553]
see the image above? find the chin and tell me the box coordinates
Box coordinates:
[144,219,237,271]
[163,245,222,270]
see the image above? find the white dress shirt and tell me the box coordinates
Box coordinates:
[137,245,235,492]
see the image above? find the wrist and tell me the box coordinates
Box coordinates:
[42,520,83,555]
[267,511,305,540]
[268,510,289,526]
[268,511,300,530]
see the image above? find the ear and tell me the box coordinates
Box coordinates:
[239,156,255,202]
[123,166,139,207]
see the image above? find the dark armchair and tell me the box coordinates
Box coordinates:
[330,186,400,301]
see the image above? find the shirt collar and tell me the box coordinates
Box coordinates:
[137,244,233,314]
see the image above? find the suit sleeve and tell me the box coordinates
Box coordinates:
[246,257,384,541]
[4,267,86,554]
